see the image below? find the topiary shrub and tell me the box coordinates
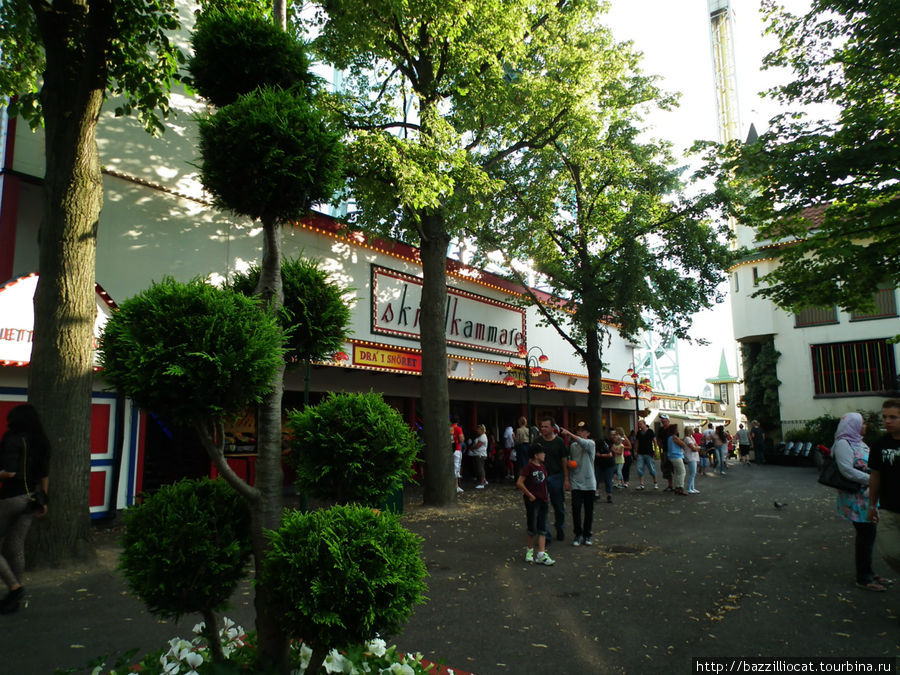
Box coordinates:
[189,7,314,108]
[98,277,284,427]
[231,257,351,364]
[287,392,418,506]
[197,87,344,225]
[261,505,427,673]
[119,478,253,662]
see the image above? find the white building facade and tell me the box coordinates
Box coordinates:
[729,210,899,434]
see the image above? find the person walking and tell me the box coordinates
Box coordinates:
[714,425,729,476]
[560,423,597,546]
[514,417,530,472]
[867,399,900,578]
[684,426,700,494]
[0,404,51,614]
[832,412,888,591]
[751,420,766,464]
[661,415,687,496]
[471,424,489,489]
[634,419,658,489]
[516,446,555,566]
[736,424,751,466]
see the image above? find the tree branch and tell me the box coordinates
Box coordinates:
[197,420,259,503]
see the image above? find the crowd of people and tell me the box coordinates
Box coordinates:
[453,402,900,585]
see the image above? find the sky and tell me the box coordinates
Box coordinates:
[604,0,810,396]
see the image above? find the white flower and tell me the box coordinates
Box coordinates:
[388,663,415,675]
[367,638,387,657]
[192,621,205,635]
[323,649,352,674]
[298,643,313,673]
[183,652,204,669]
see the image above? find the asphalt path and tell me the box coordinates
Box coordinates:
[3,461,898,674]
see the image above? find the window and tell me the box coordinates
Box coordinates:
[850,287,898,321]
[795,306,838,327]
[810,339,897,396]
[718,383,729,404]
[752,267,759,287]
[732,271,739,293]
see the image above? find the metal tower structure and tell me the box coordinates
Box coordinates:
[708,0,741,143]
[635,328,681,394]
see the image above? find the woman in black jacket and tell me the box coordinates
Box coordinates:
[0,404,51,614]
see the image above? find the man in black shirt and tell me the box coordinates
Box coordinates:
[867,399,900,575]
[634,418,658,489]
[533,417,569,541]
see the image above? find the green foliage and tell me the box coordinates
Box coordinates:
[287,392,418,506]
[119,479,252,622]
[98,278,284,426]
[231,257,352,364]
[261,505,427,654]
[198,86,344,224]
[0,0,185,133]
[708,0,900,313]
[740,339,782,432]
[189,7,314,108]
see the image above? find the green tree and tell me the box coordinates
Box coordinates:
[262,505,427,674]
[740,339,782,434]
[713,0,900,313]
[231,257,352,403]
[98,277,290,665]
[0,0,184,565]
[287,392,419,506]
[308,0,628,506]
[189,7,344,670]
[485,90,732,437]
[119,478,253,663]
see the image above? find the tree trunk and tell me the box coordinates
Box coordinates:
[585,328,605,440]
[26,4,111,566]
[252,217,290,672]
[418,212,455,506]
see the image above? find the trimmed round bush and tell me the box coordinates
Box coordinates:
[119,478,253,620]
[98,277,284,426]
[231,257,351,363]
[197,87,344,224]
[287,392,419,506]
[261,505,427,652]
[189,7,314,108]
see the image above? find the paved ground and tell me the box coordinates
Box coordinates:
[4,461,899,674]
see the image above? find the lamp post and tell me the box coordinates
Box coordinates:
[622,365,656,433]
[502,344,553,425]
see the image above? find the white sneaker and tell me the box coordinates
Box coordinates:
[572,536,582,547]
[534,552,556,566]
[525,548,534,562]
[689,489,700,494]
[475,484,484,489]
[456,486,464,494]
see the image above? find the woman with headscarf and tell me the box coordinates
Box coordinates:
[0,404,51,614]
[833,412,889,591]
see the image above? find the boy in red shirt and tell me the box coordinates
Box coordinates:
[516,446,555,565]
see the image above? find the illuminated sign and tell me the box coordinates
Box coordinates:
[0,274,113,366]
[372,265,525,356]
[353,344,423,373]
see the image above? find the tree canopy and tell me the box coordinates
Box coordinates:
[306,0,647,505]
[482,51,732,434]
[713,0,900,313]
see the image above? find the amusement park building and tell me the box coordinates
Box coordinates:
[0,13,730,515]
[728,202,899,435]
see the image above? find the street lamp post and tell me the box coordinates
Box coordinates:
[622,365,655,433]
[502,344,553,425]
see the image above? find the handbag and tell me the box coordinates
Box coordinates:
[21,437,48,513]
[818,456,861,492]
